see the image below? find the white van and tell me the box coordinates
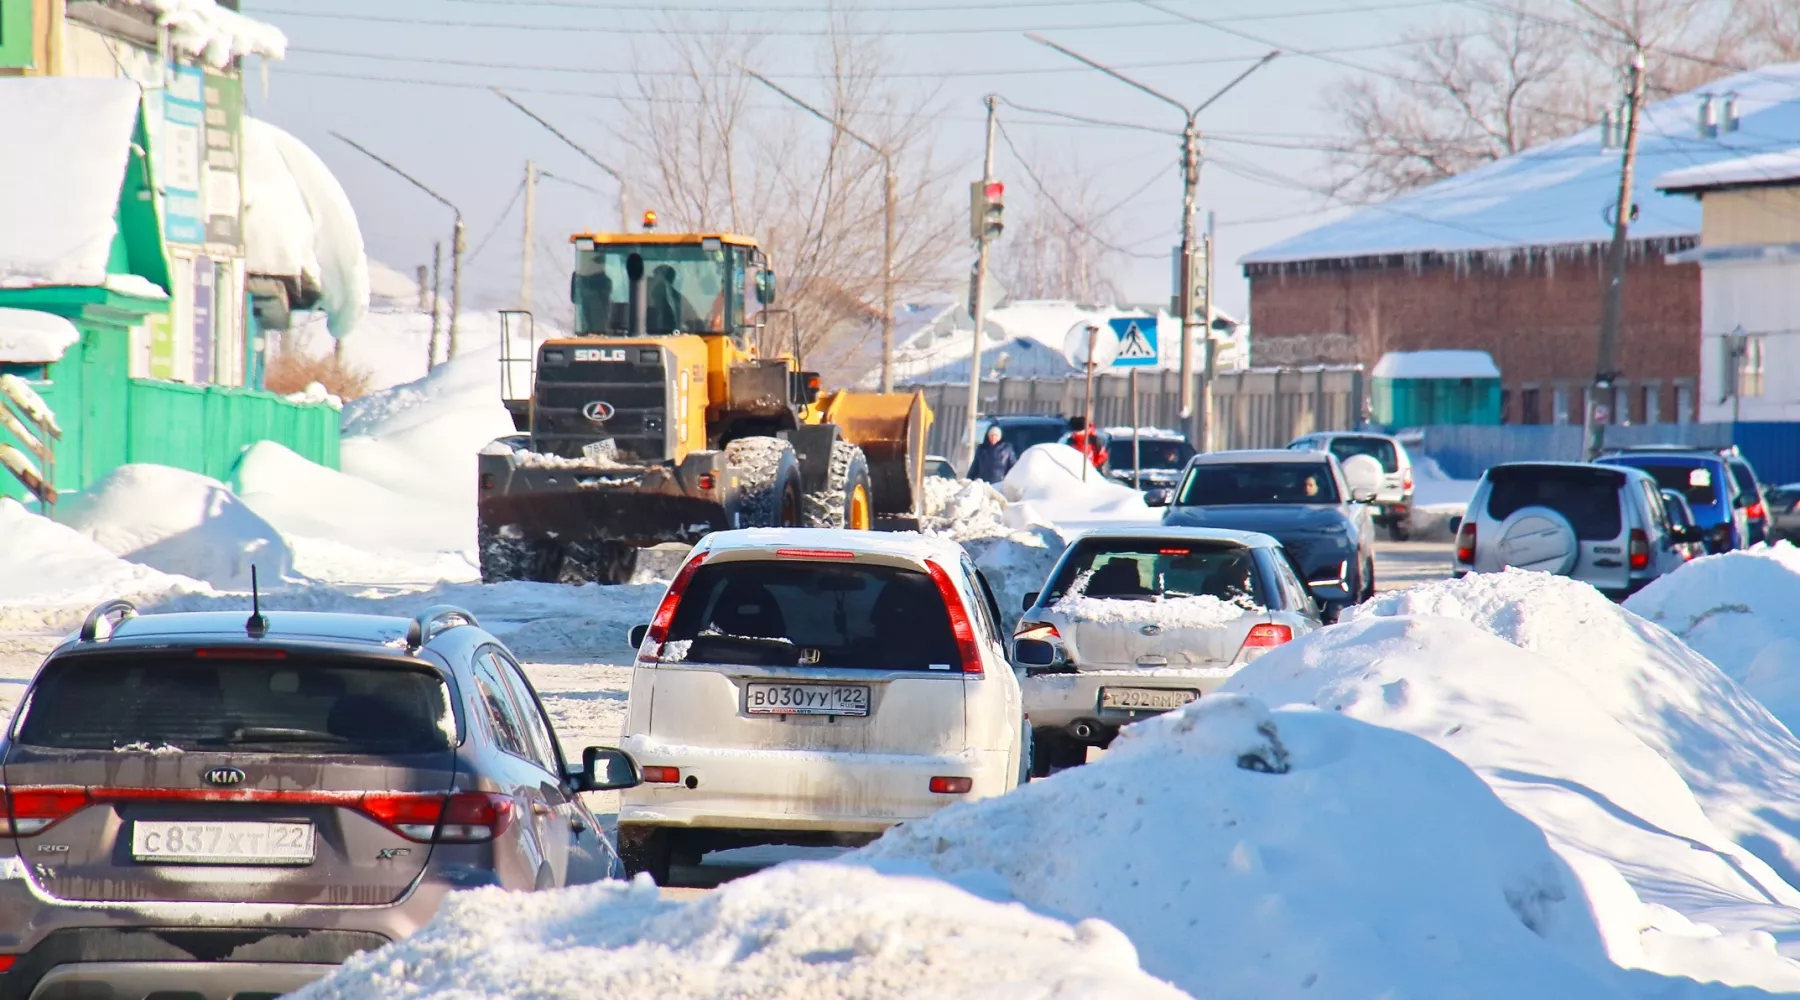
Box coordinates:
[617,528,1024,883]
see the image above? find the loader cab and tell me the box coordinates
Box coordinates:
[570,233,773,349]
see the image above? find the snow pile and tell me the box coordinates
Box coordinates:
[1410,453,1477,536]
[859,694,1624,999]
[280,382,341,409]
[0,499,211,632]
[918,475,1066,630]
[1001,443,1154,526]
[338,352,518,511]
[1228,612,1800,992]
[242,117,368,337]
[0,79,144,289]
[920,476,1012,539]
[57,465,294,591]
[292,863,1185,1000]
[1057,593,1249,628]
[1353,569,1800,895]
[1625,544,1800,731]
[0,308,79,363]
[123,0,286,65]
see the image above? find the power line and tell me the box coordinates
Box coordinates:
[995,117,1168,259]
[467,179,527,264]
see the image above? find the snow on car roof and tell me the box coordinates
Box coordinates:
[1371,350,1500,380]
[1100,426,1187,439]
[1241,63,1800,266]
[700,527,970,565]
[1068,524,1282,548]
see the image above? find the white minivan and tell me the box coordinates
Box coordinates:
[617,528,1024,883]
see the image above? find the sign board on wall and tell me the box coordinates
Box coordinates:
[146,314,176,380]
[192,257,214,384]
[202,72,243,249]
[0,1,35,69]
[163,66,207,246]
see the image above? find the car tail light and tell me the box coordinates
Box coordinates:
[1455,522,1477,564]
[929,776,972,794]
[775,548,857,560]
[697,472,716,490]
[641,766,681,783]
[925,559,985,675]
[1235,623,1293,663]
[642,551,709,662]
[1747,501,1766,521]
[1629,528,1649,571]
[438,792,516,842]
[361,792,449,841]
[1014,622,1060,641]
[1,786,90,836]
[0,956,14,973]
[1403,471,1413,491]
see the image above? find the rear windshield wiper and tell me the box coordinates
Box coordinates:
[203,727,350,746]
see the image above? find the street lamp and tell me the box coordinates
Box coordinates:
[746,69,898,391]
[492,88,630,231]
[332,131,465,360]
[1025,34,1276,452]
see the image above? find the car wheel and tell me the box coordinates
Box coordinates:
[1389,518,1411,542]
[1361,556,1376,602]
[1030,727,1086,777]
[617,825,672,885]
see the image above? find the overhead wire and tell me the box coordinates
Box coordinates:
[994,116,1170,260]
[466,178,527,264]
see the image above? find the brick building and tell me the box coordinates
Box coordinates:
[1241,63,1800,426]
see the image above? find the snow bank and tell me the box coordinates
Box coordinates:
[859,694,1624,999]
[920,475,1065,630]
[338,352,517,510]
[242,117,368,337]
[1625,544,1800,732]
[1353,569,1800,897]
[57,465,293,591]
[1001,443,1154,526]
[0,499,210,632]
[293,863,1185,1000]
[1228,613,1800,992]
[0,308,79,363]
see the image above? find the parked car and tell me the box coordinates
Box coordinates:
[1766,483,1800,543]
[1597,446,1759,552]
[618,528,1024,884]
[0,602,641,999]
[924,454,958,480]
[1158,449,1380,607]
[1454,461,1703,600]
[1097,427,1195,493]
[1659,489,1708,562]
[976,414,1068,457]
[1287,431,1415,539]
[1013,526,1329,774]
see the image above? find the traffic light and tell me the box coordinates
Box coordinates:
[970,180,1004,242]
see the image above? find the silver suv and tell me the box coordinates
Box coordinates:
[1454,462,1703,601]
[0,600,642,1000]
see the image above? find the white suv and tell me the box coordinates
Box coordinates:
[1287,432,1414,538]
[617,528,1024,883]
[1454,462,1703,601]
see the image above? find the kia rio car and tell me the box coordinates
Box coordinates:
[0,602,641,1000]
[617,528,1024,884]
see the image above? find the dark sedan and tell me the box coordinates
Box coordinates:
[1156,450,1379,607]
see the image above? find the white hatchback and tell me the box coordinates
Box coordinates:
[616,528,1024,883]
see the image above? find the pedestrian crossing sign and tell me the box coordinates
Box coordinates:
[1109,316,1158,367]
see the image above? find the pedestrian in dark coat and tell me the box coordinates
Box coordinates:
[968,425,1018,484]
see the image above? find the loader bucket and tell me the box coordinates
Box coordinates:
[824,390,932,516]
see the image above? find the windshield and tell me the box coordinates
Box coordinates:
[573,243,743,336]
[1485,466,1623,541]
[17,655,457,754]
[1177,462,1340,505]
[1044,539,1263,606]
[1661,492,1694,526]
[1109,439,1194,471]
[1327,436,1399,473]
[1628,461,1720,508]
[664,561,961,670]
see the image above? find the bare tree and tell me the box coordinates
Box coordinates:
[611,20,958,385]
[992,153,1124,304]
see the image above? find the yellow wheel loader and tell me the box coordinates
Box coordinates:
[477,228,932,583]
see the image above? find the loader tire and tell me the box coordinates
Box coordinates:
[480,525,636,585]
[803,440,874,530]
[479,523,536,583]
[726,436,804,529]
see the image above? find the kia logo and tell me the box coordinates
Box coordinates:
[582,401,616,423]
[203,767,246,787]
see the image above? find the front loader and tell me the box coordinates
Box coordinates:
[477,226,932,584]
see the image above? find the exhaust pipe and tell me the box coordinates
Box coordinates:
[1071,720,1100,743]
[627,252,647,339]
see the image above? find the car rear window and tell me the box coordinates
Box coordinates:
[665,561,961,670]
[1485,466,1624,541]
[1044,539,1264,607]
[1108,439,1194,471]
[1177,462,1340,505]
[1729,461,1760,502]
[16,655,457,754]
[1612,459,1720,508]
[1327,436,1399,472]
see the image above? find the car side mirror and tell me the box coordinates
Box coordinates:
[1014,638,1057,666]
[756,271,777,305]
[1672,524,1703,544]
[1350,487,1378,504]
[1021,591,1040,612]
[627,624,649,649]
[1145,488,1173,508]
[575,746,642,792]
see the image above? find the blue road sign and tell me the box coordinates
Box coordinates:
[1109,316,1158,367]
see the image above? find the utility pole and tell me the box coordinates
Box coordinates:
[1586,49,1645,460]
[492,88,630,229]
[965,95,1000,473]
[744,70,898,390]
[1025,36,1276,452]
[331,131,464,359]
[1199,211,1218,452]
[429,241,442,370]
[520,160,537,314]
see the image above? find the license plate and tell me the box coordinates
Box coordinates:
[131,820,315,865]
[1100,687,1200,712]
[746,683,870,717]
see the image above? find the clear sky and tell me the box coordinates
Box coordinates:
[241,0,1461,328]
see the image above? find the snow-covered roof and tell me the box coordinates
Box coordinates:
[0,309,81,363]
[1657,147,1800,194]
[1243,63,1800,267]
[242,117,369,338]
[0,78,143,290]
[121,0,286,66]
[1371,350,1500,380]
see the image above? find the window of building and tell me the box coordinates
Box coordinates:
[0,363,47,381]
[1642,383,1660,425]
[1737,335,1766,398]
[1552,385,1570,425]
[1520,387,1541,425]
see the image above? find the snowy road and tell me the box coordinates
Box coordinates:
[1374,539,1455,592]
